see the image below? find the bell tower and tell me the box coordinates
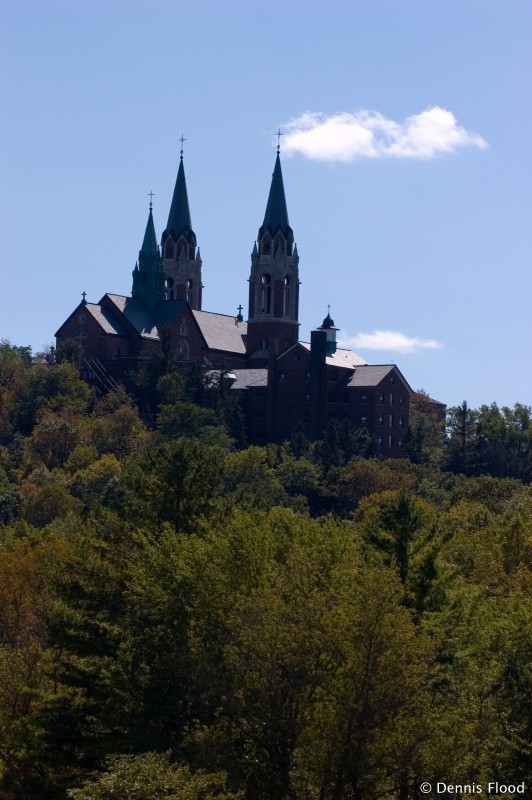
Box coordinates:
[161,141,202,308]
[246,145,299,358]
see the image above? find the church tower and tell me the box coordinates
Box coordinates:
[132,202,165,310]
[246,148,300,357]
[161,151,202,309]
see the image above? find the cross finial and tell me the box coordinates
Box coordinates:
[82,291,87,302]
[276,128,284,154]
[179,133,187,159]
[236,304,244,323]
[148,190,154,210]
[327,304,330,315]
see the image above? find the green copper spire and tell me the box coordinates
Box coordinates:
[132,202,165,310]
[163,156,194,243]
[140,204,159,255]
[259,153,292,239]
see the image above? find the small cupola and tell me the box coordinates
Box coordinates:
[317,308,339,355]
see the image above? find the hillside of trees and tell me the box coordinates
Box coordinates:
[0,338,531,800]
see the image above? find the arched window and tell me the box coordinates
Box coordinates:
[177,339,190,360]
[166,277,174,288]
[262,237,271,256]
[261,274,271,314]
[274,238,284,256]
[284,274,291,316]
[187,278,193,305]
[179,321,188,336]
[165,243,174,259]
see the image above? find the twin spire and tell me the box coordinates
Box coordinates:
[259,152,292,240]
[134,137,292,316]
[162,155,194,244]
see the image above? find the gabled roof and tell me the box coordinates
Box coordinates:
[54,301,128,338]
[162,157,194,243]
[192,310,247,354]
[84,303,128,336]
[105,294,159,339]
[298,342,368,368]
[346,365,412,390]
[227,368,268,390]
[259,153,292,240]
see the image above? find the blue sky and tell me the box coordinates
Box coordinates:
[1,0,531,409]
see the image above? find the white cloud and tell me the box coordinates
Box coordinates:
[282,107,487,161]
[339,330,443,355]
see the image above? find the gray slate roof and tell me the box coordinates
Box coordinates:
[347,365,411,389]
[85,303,128,336]
[192,310,247,354]
[228,368,268,390]
[299,343,368,368]
[106,294,159,339]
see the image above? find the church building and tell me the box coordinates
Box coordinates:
[56,144,415,455]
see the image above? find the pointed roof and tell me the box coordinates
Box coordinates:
[140,206,158,255]
[259,153,292,239]
[163,156,194,242]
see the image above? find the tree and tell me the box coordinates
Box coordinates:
[445,401,480,476]
[68,752,240,800]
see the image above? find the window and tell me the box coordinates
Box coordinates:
[277,370,285,382]
[390,392,395,406]
[177,340,189,359]
[284,274,291,316]
[379,393,385,404]
[261,274,272,314]
[305,369,311,381]
[187,279,194,305]
[294,351,301,362]
[388,435,393,448]
[179,321,188,336]
[361,391,368,404]
[114,347,122,359]
[78,314,86,324]
[379,414,384,425]
[304,390,310,402]
[378,435,383,446]
[259,338,269,351]
[166,277,174,288]
[165,243,174,259]
[389,414,394,427]
[398,438,403,449]
[360,413,367,425]
[400,395,405,407]
[262,238,271,255]
[328,391,336,403]
[329,370,338,382]
[390,375,395,385]
[399,416,404,428]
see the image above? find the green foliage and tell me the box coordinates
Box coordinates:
[68,752,240,800]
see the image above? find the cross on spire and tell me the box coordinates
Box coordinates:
[148,190,154,210]
[179,133,187,159]
[82,291,86,302]
[276,128,284,154]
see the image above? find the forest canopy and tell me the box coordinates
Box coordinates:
[0,339,531,800]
